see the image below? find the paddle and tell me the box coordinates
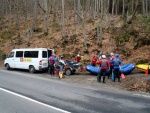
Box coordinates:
[112,72,114,81]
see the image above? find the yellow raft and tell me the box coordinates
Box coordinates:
[136,64,150,72]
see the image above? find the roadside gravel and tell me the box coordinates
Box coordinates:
[1,61,150,93]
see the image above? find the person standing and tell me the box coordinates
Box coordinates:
[49,54,56,76]
[97,55,110,83]
[108,53,115,79]
[58,56,65,78]
[75,54,81,63]
[112,54,122,82]
[59,56,65,65]
[91,55,97,66]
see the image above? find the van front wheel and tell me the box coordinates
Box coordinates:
[29,66,35,73]
[6,64,11,70]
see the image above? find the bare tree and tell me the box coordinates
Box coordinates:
[7,0,14,45]
[61,0,66,38]
[33,0,38,32]
[44,0,48,35]
[13,0,21,45]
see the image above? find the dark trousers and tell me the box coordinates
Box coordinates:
[108,65,113,78]
[50,64,55,75]
[91,63,96,66]
[97,69,107,83]
[113,68,120,82]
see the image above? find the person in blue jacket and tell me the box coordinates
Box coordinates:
[49,54,57,76]
[112,54,122,82]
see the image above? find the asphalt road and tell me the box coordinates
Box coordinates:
[0,68,150,113]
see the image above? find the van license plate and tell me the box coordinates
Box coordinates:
[43,63,47,66]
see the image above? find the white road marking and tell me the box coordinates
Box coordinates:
[133,94,150,98]
[0,87,71,113]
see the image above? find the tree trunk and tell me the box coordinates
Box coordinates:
[61,0,66,38]
[77,0,81,22]
[127,0,140,24]
[14,0,21,45]
[44,0,48,35]
[112,0,115,15]
[7,0,14,46]
[33,0,38,32]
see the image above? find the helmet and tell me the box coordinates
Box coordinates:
[102,55,106,59]
[100,52,103,56]
[110,53,114,56]
[60,56,63,58]
[115,54,119,57]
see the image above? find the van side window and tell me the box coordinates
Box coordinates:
[16,51,23,57]
[42,51,47,58]
[8,52,14,58]
[24,51,38,58]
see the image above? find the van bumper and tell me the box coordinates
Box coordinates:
[39,66,48,71]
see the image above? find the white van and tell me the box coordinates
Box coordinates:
[4,48,54,73]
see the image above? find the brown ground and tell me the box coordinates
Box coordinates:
[1,60,149,93]
[60,70,150,93]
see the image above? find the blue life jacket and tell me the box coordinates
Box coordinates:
[114,59,119,66]
[113,58,122,69]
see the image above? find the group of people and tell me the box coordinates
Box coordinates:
[48,52,122,83]
[91,52,122,83]
[48,53,85,76]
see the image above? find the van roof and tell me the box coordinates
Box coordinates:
[12,48,54,51]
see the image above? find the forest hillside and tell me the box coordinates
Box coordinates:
[0,0,150,65]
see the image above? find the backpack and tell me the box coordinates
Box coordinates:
[114,58,119,66]
[49,57,55,64]
[101,59,109,70]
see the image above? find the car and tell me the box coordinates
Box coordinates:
[55,60,82,76]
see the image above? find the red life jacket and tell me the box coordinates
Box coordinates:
[92,57,97,64]
[49,57,55,64]
[101,59,109,70]
[76,56,81,62]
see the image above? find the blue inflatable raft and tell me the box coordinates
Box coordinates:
[86,65,110,75]
[86,63,135,75]
[120,63,135,74]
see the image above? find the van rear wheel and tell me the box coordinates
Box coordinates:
[29,66,35,73]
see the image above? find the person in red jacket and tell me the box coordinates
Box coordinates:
[75,54,81,63]
[97,55,110,83]
[91,56,97,66]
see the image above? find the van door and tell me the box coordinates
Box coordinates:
[42,51,48,68]
[5,51,15,68]
[48,49,53,57]
[14,51,23,69]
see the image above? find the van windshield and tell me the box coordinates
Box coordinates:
[8,52,14,58]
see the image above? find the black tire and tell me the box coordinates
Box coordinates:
[29,66,35,73]
[6,63,11,70]
[65,68,72,76]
